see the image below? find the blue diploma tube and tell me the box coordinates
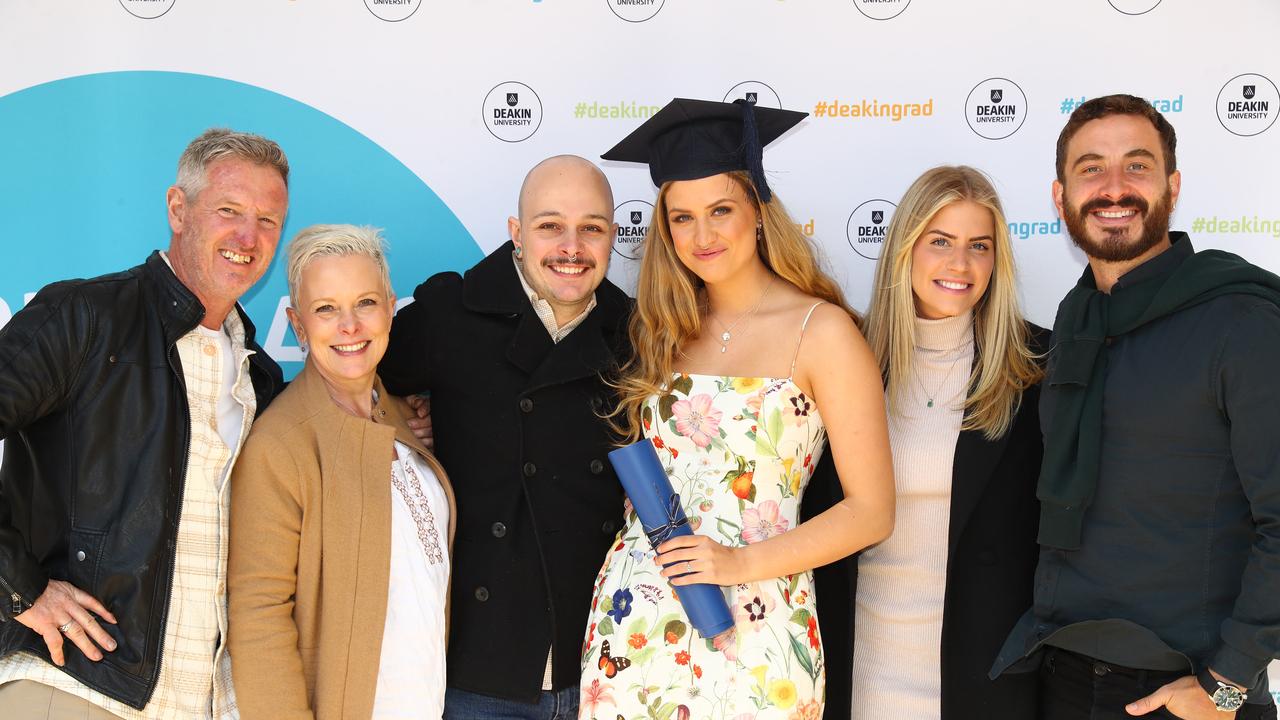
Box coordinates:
[608,439,735,638]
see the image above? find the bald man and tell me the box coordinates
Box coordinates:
[380,155,631,719]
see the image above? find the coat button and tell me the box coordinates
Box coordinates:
[474,586,490,602]
[601,520,616,535]
[491,522,507,538]
[590,459,605,474]
[1092,662,1109,677]
[590,395,604,412]
[520,398,534,413]
[76,550,86,562]
[523,462,537,477]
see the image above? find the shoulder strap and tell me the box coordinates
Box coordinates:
[789,302,827,378]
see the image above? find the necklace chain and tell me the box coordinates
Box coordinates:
[708,278,774,354]
[911,351,965,408]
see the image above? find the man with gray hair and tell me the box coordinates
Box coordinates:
[0,128,288,718]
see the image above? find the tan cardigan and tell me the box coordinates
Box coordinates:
[227,362,456,720]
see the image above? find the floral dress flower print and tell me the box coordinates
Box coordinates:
[580,373,828,720]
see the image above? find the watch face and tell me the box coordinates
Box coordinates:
[1212,684,1246,712]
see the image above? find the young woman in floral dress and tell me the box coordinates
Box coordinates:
[578,99,895,720]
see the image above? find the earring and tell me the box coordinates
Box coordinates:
[757,224,764,242]
[514,245,523,259]
[293,325,308,354]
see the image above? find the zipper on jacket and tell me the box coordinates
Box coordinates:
[0,573,32,617]
[136,344,193,707]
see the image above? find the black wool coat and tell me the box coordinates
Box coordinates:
[804,325,1047,720]
[379,242,631,703]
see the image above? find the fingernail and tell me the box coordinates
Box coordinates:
[107,641,117,651]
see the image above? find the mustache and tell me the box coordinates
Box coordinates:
[542,254,597,268]
[1079,195,1149,215]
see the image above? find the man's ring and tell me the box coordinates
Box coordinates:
[685,561,693,573]
[58,621,75,634]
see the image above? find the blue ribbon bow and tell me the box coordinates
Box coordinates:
[644,492,689,547]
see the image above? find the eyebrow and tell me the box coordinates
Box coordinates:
[1071,148,1158,170]
[667,197,737,213]
[927,228,994,242]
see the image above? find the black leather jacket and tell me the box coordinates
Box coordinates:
[0,251,282,708]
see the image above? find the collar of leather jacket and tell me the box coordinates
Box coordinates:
[142,250,265,349]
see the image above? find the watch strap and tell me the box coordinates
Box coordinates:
[1197,667,1222,696]
[1196,667,1247,709]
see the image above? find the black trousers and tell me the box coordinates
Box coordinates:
[1039,647,1277,720]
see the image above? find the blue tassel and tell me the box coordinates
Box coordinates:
[735,99,770,203]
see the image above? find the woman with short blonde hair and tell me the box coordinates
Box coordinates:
[229,224,455,720]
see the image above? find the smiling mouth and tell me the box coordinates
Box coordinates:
[935,280,971,291]
[1094,209,1138,220]
[220,249,252,265]
[548,265,588,276]
[332,341,370,354]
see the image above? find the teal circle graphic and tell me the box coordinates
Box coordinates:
[0,70,482,378]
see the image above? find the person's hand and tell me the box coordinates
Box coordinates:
[654,534,745,586]
[405,394,433,450]
[1126,674,1235,719]
[14,579,117,666]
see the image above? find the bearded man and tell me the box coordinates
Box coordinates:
[991,94,1280,720]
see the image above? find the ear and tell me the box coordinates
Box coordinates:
[285,306,305,345]
[1167,169,1181,209]
[1051,180,1066,221]
[166,186,187,235]
[507,215,521,247]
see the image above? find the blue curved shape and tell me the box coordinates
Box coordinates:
[0,70,482,376]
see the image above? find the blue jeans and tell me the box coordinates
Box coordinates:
[443,686,579,720]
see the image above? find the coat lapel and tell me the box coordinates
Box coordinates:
[506,310,555,376]
[947,426,1010,554]
[524,310,615,394]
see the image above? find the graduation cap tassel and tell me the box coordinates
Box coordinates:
[736,99,771,203]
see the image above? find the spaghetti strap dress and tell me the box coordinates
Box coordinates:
[579,303,830,720]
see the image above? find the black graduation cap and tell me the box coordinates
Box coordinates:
[601,98,807,203]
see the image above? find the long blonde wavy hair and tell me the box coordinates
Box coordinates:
[865,165,1042,440]
[611,171,857,442]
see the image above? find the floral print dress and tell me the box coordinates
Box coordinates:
[580,372,829,720]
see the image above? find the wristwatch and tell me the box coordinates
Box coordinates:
[1196,667,1247,712]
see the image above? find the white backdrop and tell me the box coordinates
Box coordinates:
[1,0,1278,703]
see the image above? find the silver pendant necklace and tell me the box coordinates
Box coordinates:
[709,279,774,353]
